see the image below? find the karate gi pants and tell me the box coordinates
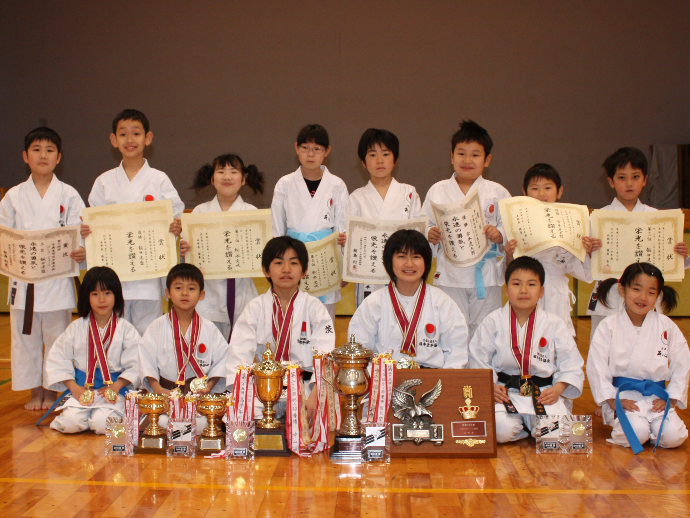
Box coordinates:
[439,286,502,341]
[609,399,687,449]
[50,404,121,435]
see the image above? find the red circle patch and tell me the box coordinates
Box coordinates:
[539,337,547,348]
[663,331,668,341]
[426,323,435,334]
[59,205,64,213]
[408,192,412,199]
[328,198,333,206]
[489,205,495,213]
[144,194,154,201]
[198,343,206,353]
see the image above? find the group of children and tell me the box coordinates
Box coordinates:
[2,109,688,453]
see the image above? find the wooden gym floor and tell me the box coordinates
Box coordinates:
[0,315,689,517]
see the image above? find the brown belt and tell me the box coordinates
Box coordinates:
[159,376,194,393]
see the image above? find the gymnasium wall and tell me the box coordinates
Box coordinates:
[1,1,689,210]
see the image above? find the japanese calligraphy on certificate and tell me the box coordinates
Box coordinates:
[590,209,684,281]
[181,209,271,279]
[343,216,428,284]
[498,197,590,262]
[82,200,177,281]
[0,224,80,282]
[302,232,342,298]
[430,189,490,267]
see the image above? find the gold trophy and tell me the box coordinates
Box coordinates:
[330,334,374,462]
[197,394,228,452]
[250,343,290,456]
[137,393,169,451]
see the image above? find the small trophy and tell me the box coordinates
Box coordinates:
[361,422,391,463]
[105,416,131,456]
[167,420,196,457]
[226,421,255,459]
[329,335,374,462]
[197,394,228,452]
[535,415,561,453]
[137,393,169,452]
[561,415,593,454]
[251,343,290,456]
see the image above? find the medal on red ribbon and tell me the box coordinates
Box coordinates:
[388,282,427,357]
[84,312,118,404]
[509,306,537,397]
[272,289,299,362]
[168,309,206,394]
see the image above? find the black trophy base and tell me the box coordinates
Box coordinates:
[198,436,225,453]
[138,434,166,453]
[330,435,363,463]
[253,427,291,457]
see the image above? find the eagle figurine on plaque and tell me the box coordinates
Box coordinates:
[391,379,444,446]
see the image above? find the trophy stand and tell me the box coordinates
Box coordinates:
[137,393,169,453]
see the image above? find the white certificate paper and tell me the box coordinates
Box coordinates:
[82,200,178,281]
[342,216,429,284]
[590,209,684,281]
[181,209,272,279]
[0,224,80,282]
[302,232,342,298]
[431,189,490,267]
[499,197,590,262]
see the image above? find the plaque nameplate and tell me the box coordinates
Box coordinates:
[254,434,286,451]
[199,438,222,451]
[451,421,487,438]
[140,436,165,450]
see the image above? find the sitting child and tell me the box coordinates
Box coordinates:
[46,267,140,434]
[587,262,689,453]
[469,256,585,443]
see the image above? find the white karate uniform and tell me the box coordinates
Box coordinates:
[421,174,511,339]
[347,283,468,368]
[587,309,689,449]
[586,198,690,340]
[469,303,585,443]
[342,178,422,306]
[46,317,140,434]
[190,195,259,339]
[271,166,349,311]
[88,160,185,335]
[0,175,85,391]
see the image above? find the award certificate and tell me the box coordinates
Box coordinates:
[302,232,342,298]
[343,216,428,284]
[499,197,590,262]
[82,200,177,281]
[181,209,271,279]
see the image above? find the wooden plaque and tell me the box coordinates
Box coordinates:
[387,369,497,458]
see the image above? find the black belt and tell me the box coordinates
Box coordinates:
[497,372,552,415]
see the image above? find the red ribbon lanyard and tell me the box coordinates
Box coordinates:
[272,289,299,362]
[509,306,536,379]
[389,282,427,357]
[86,312,117,385]
[168,309,204,383]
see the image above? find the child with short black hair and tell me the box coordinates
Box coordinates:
[84,109,185,335]
[1,127,86,411]
[271,124,349,322]
[422,120,511,340]
[587,262,689,452]
[340,128,422,306]
[348,229,468,368]
[46,267,140,434]
[179,153,264,339]
[469,256,585,443]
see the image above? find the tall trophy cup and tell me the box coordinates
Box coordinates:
[330,334,374,462]
[197,394,228,452]
[137,393,169,452]
[251,344,290,456]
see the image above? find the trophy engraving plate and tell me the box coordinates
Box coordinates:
[254,433,286,451]
[199,437,223,450]
[407,429,430,439]
[140,436,165,450]
[451,421,487,438]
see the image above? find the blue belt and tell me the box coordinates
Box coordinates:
[612,376,669,454]
[474,243,503,300]
[287,228,334,303]
[75,368,127,396]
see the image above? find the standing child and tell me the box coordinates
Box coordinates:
[271,124,349,323]
[587,147,689,340]
[0,127,86,410]
[180,154,264,340]
[422,120,511,340]
[587,263,689,452]
[84,109,185,335]
[504,164,599,337]
[46,267,140,434]
[469,257,585,443]
[340,128,422,306]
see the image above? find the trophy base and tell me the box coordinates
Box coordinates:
[253,428,290,457]
[329,436,363,463]
[198,436,225,452]
[138,435,166,452]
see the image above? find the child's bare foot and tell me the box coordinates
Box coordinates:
[41,390,57,410]
[25,387,44,411]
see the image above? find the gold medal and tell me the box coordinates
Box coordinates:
[104,387,118,404]
[189,376,208,394]
[80,388,94,405]
[520,382,532,397]
[233,428,248,442]
[112,424,126,438]
[170,385,184,398]
[571,422,585,436]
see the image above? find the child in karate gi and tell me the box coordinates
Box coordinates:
[587,262,689,452]
[179,153,264,340]
[469,256,585,443]
[46,267,140,434]
[271,124,349,323]
[504,164,599,337]
[340,128,422,307]
[348,229,468,368]
[227,236,336,419]
[0,127,86,410]
[139,264,228,433]
[422,120,511,340]
[84,109,185,335]
[587,147,689,340]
